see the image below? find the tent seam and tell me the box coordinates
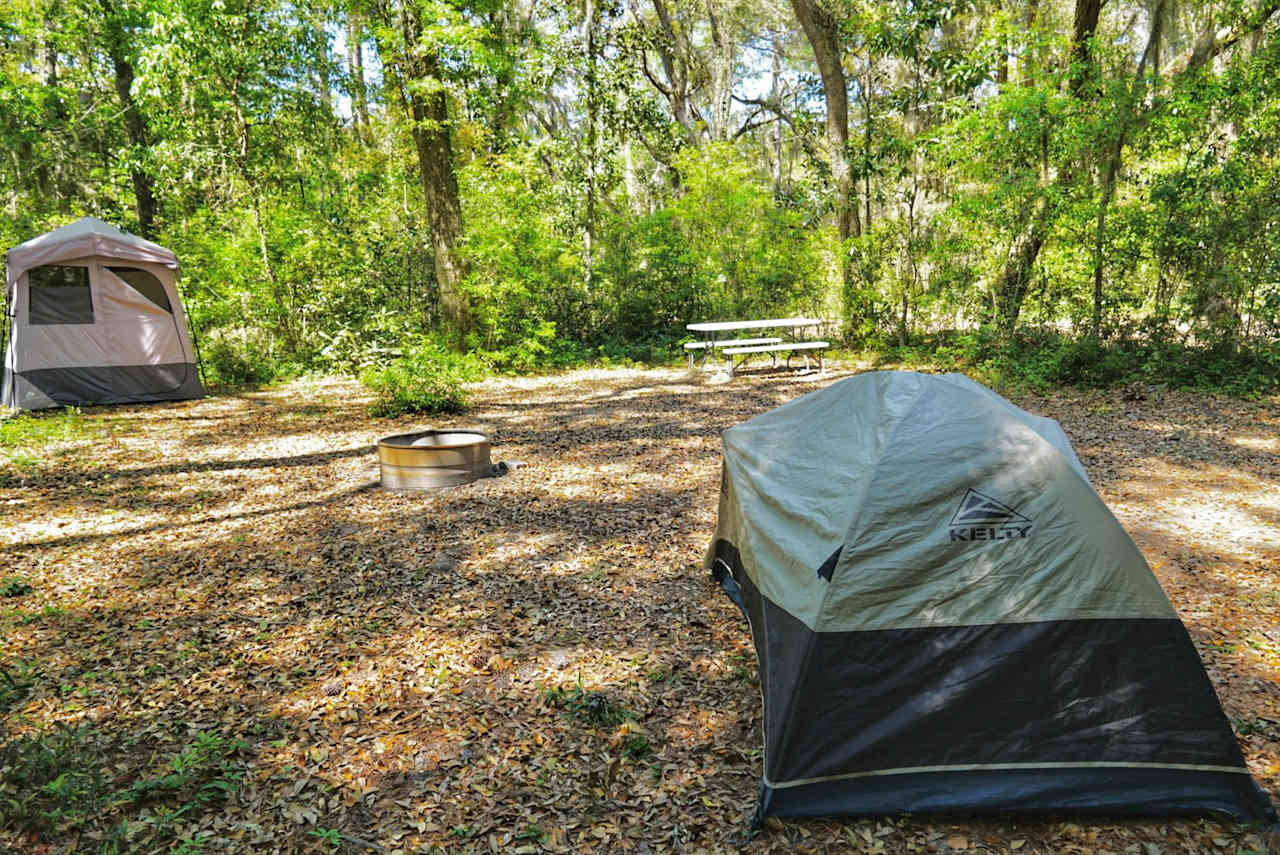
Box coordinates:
[763,760,1254,789]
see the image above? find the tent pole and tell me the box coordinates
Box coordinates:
[174,275,208,389]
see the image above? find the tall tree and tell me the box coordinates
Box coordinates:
[371,0,475,336]
[97,0,159,237]
[789,0,861,292]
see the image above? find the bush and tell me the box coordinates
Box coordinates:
[199,328,281,387]
[0,723,107,833]
[361,342,485,417]
[861,329,1280,398]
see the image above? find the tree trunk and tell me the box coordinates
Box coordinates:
[1068,0,1102,97]
[991,0,1103,333]
[98,0,158,237]
[705,0,734,141]
[790,0,860,291]
[231,87,296,352]
[390,0,473,337]
[582,0,599,293]
[862,68,873,232]
[1021,0,1039,86]
[1089,159,1114,339]
[347,13,370,138]
[995,195,1052,333]
[1090,0,1167,339]
[648,0,698,144]
[768,45,784,193]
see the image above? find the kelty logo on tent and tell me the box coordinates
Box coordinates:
[948,489,1033,542]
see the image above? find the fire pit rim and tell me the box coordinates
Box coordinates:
[377,429,489,450]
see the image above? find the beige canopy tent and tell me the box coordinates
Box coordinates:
[2,217,203,410]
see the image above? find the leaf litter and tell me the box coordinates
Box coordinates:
[1,368,1277,853]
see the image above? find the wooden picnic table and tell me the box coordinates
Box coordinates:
[684,317,831,374]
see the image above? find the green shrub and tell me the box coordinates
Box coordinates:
[0,723,106,833]
[199,328,280,387]
[859,329,1280,398]
[360,342,485,417]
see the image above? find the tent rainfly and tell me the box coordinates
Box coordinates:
[707,371,1276,828]
[3,217,203,410]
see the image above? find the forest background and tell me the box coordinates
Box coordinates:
[3,0,1280,397]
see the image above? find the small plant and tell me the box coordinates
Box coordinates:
[0,659,39,713]
[541,679,630,727]
[1232,717,1280,739]
[200,329,280,386]
[621,733,652,759]
[17,604,64,626]
[309,827,342,848]
[0,576,32,597]
[360,340,484,418]
[172,834,211,854]
[515,824,546,843]
[0,722,107,833]
[123,731,247,809]
[644,665,672,683]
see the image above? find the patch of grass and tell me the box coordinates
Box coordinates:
[0,406,93,449]
[6,450,40,471]
[0,726,255,849]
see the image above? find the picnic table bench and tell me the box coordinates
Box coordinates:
[685,317,831,377]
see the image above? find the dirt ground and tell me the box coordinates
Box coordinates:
[2,364,1278,854]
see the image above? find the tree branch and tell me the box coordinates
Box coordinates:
[1175,0,1280,77]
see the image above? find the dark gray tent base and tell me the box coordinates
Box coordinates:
[759,768,1274,823]
[16,363,203,408]
[712,539,1278,827]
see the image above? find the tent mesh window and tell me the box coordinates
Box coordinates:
[28,265,93,325]
[107,266,172,312]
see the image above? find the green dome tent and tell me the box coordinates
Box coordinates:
[707,371,1275,827]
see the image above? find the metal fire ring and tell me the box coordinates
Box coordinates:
[378,430,491,490]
